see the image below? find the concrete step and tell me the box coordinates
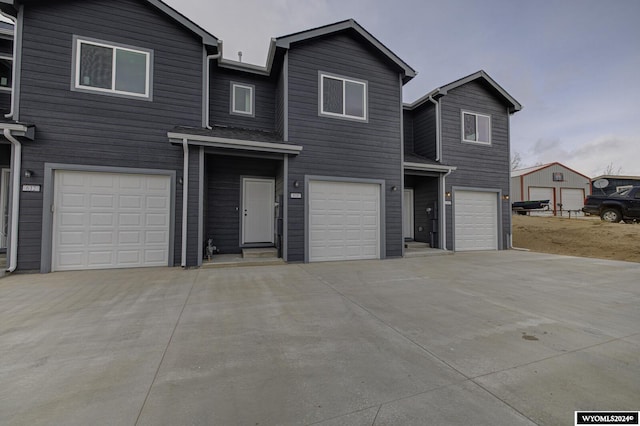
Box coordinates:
[404,241,430,249]
[242,247,278,259]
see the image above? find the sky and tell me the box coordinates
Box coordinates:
[164,0,639,177]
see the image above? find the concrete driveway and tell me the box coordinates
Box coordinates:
[1,251,639,425]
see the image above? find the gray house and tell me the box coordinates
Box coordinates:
[0,0,521,273]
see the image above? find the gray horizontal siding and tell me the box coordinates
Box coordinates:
[286,32,403,261]
[209,65,276,131]
[403,110,413,154]
[16,0,204,270]
[412,102,437,160]
[440,80,511,250]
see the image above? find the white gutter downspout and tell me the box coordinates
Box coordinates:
[181,138,189,267]
[205,48,222,130]
[4,128,20,272]
[441,168,453,251]
[426,95,441,161]
[1,11,17,119]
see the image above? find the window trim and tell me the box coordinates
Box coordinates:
[71,35,153,101]
[230,82,255,117]
[461,110,491,145]
[318,72,368,122]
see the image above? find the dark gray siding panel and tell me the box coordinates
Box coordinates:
[286,33,403,262]
[186,145,200,265]
[275,64,285,137]
[403,110,413,155]
[205,155,278,254]
[440,80,511,250]
[413,102,437,160]
[209,65,276,131]
[17,0,204,270]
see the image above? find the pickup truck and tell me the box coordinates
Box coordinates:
[582,186,640,222]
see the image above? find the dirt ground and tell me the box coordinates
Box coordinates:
[511,214,640,263]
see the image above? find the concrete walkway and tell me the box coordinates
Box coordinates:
[1,251,638,425]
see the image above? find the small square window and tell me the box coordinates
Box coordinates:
[552,172,564,182]
[231,83,254,117]
[73,36,152,99]
[462,111,491,144]
[319,73,367,121]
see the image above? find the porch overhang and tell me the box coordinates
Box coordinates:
[168,132,302,156]
[0,122,35,140]
[404,162,456,174]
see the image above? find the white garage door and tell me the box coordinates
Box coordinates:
[52,170,171,271]
[309,181,380,262]
[560,188,585,212]
[529,187,554,202]
[454,190,498,251]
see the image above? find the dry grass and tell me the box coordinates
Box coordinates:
[512,215,640,263]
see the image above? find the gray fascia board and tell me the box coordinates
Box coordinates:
[168,132,302,155]
[146,0,218,47]
[403,162,456,173]
[403,88,441,110]
[0,122,34,139]
[276,19,416,79]
[439,70,522,112]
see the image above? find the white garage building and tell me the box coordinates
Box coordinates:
[511,162,591,216]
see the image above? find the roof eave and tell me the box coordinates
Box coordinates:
[275,19,416,81]
[168,132,302,155]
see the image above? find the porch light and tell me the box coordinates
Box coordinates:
[391,185,398,192]
[23,170,33,178]
[293,180,300,188]
[503,194,510,200]
[445,191,451,198]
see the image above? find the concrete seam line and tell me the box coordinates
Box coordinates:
[371,404,382,426]
[134,269,200,425]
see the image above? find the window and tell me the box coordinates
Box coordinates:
[552,172,564,182]
[0,55,12,92]
[230,83,254,116]
[319,73,367,121]
[72,36,152,99]
[462,111,491,144]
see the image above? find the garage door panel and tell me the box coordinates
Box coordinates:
[454,190,498,252]
[561,188,585,212]
[309,181,380,262]
[53,171,171,271]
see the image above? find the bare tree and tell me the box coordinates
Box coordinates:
[602,162,623,175]
[511,152,522,171]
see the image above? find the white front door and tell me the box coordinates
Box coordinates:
[242,178,275,244]
[403,188,414,240]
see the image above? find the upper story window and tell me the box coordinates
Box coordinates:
[319,72,367,121]
[0,54,12,92]
[462,111,491,145]
[72,36,153,100]
[230,82,254,117]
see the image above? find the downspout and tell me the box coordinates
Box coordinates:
[204,47,222,130]
[181,138,188,267]
[426,95,441,161]
[4,128,20,272]
[0,11,17,119]
[440,168,453,251]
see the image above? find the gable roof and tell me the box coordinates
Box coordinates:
[275,19,416,83]
[511,162,590,180]
[406,70,522,114]
[0,0,218,47]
